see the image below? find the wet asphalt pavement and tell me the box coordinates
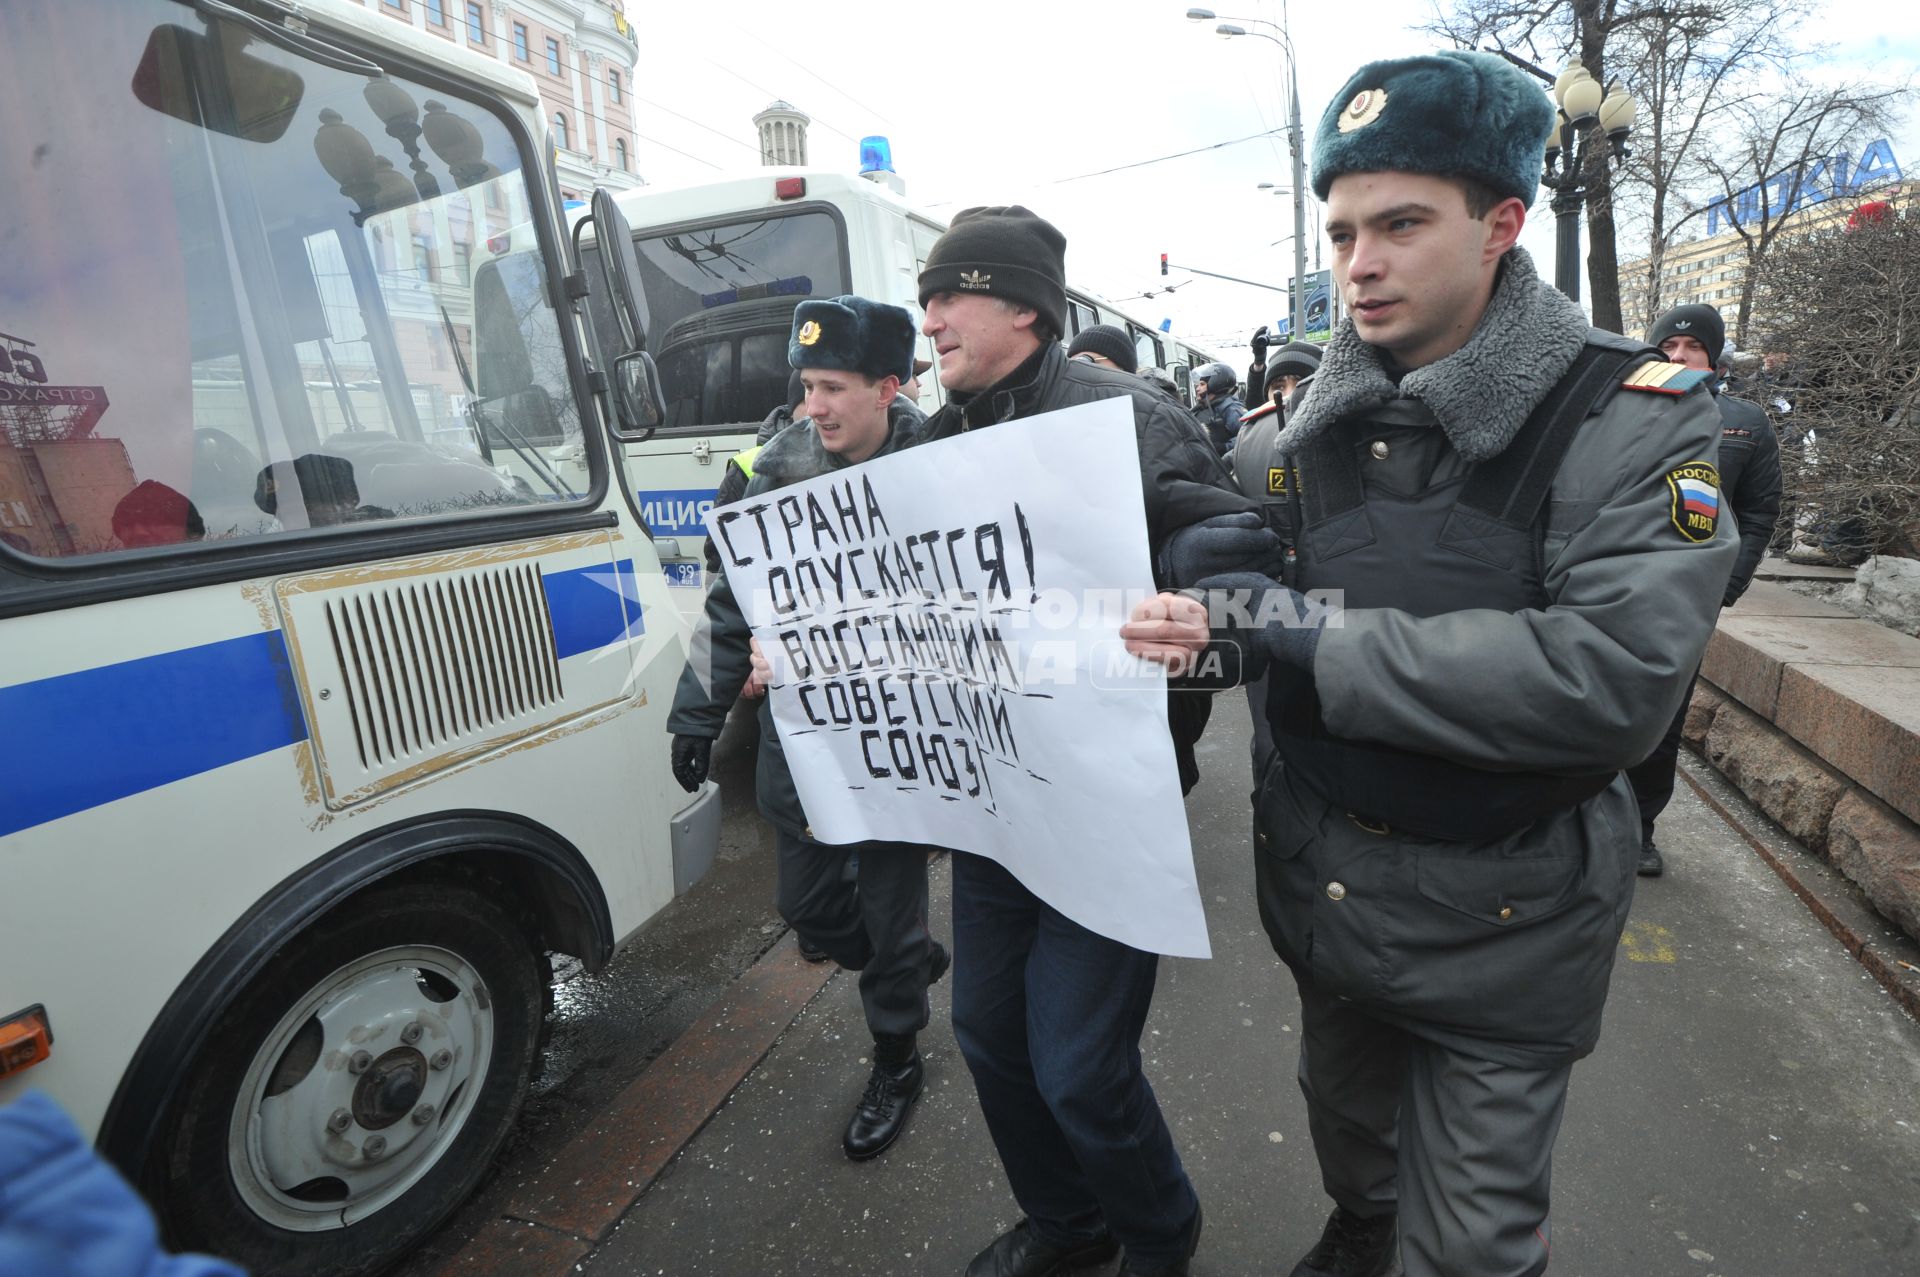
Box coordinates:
[412,704,1920,1276]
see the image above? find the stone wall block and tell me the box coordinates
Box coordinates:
[1682,683,1726,749]
[1703,700,1848,854]
[1827,789,1920,939]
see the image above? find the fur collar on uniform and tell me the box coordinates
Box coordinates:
[752,397,921,484]
[1277,247,1590,463]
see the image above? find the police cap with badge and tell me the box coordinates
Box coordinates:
[1309,49,1556,205]
[789,294,917,382]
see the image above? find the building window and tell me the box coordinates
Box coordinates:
[426,0,444,23]
[383,0,404,10]
[554,112,569,150]
[465,1,484,43]
[413,232,437,284]
[513,22,528,60]
[614,138,628,171]
[609,69,622,103]
[545,37,562,76]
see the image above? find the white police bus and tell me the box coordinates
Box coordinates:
[0,3,714,1273]
[577,162,1218,589]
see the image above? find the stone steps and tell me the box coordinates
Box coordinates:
[1690,579,1920,944]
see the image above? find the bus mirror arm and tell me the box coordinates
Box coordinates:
[186,0,384,78]
[611,350,665,442]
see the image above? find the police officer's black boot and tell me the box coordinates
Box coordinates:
[964,1219,1119,1277]
[843,1033,923,1160]
[1289,1206,1399,1277]
[1638,839,1666,877]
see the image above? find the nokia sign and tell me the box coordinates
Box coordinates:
[1705,139,1905,235]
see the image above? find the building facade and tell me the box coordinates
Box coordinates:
[1618,138,1911,344]
[356,0,643,200]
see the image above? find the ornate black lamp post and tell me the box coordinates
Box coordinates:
[1537,61,1638,302]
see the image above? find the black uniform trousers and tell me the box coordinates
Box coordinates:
[774,830,935,1040]
[1624,668,1701,846]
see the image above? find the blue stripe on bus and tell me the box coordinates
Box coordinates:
[544,559,644,659]
[0,563,643,837]
[0,631,308,838]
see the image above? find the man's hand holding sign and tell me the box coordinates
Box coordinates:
[710,397,1215,960]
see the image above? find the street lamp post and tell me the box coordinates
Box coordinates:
[1189,7,1309,340]
[1532,59,1637,302]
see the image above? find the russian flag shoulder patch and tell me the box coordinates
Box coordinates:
[1666,460,1721,542]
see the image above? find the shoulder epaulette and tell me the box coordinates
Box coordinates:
[1241,401,1280,426]
[1620,361,1713,396]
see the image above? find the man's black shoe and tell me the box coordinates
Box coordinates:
[1117,1200,1202,1275]
[1638,839,1666,877]
[964,1219,1119,1277]
[798,936,830,963]
[1289,1206,1399,1277]
[843,1052,925,1160]
[929,940,952,986]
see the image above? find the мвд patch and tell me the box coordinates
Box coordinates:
[1665,460,1720,542]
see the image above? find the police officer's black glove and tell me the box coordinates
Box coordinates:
[1250,325,1270,360]
[1164,512,1286,586]
[671,734,715,793]
[1196,571,1331,673]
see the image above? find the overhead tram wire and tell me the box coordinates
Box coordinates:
[1046,129,1282,185]
[919,128,1284,208]
[736,29,897,130]
[693,56,866,146]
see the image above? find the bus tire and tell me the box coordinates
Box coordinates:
[156,879,549,1276]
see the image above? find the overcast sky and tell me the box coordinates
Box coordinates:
[627,0,1919,371]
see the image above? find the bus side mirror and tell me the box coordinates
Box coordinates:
[612,350,665,440]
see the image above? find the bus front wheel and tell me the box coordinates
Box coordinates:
[157,879,549,1276]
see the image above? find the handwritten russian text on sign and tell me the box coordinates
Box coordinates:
[706,398,1209,958]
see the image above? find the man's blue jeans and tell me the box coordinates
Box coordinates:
[950,852,1200,1264]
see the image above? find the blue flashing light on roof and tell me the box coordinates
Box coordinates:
[562,199,587,211]
[859,136,894,174]
[1159,318,1173,333]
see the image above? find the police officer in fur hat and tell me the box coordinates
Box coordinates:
[1125,50,1736,1277]
[668,295,949,1163]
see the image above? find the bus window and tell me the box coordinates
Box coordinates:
[1130,329,1165,373]
[582,209,848,431]
[0,0,589,559]
[1067,297,1100,338]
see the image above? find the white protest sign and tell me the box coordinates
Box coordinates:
[705,397,1210,959]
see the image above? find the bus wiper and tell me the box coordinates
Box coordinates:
[313,336,365,433]
[438,305,491,463]
[471,394,572,499]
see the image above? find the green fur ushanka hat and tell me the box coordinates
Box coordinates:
[1310,50,1555,207]
[788,294,916,382]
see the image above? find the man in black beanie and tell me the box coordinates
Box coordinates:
[1066,323,1138,373]
[917,205,1272,1277]
[1625,303,1781,876]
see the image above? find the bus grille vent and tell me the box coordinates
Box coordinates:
[320,563,564,769]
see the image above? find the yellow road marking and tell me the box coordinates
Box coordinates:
[1620,921,1678,963]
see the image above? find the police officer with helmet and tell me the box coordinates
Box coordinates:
[1124,50,1736,1277]
[1191,361,1245,454]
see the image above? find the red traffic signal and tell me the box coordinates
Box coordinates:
[1160,253,1169,276]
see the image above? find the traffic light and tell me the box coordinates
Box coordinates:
[1160,253,1168,277]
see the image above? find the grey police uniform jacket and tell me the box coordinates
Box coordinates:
[1253,249,1739,1067]
[668,399,924,839]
